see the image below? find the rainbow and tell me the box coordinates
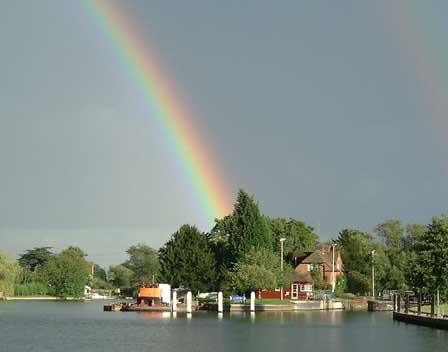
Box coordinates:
[83,0,232,228]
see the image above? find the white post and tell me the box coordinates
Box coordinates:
[187,291,192,314]
[218,291,223,313]
[371,250,376,298]
[172,291,177,312]
[250,291,255,312]
[437,290,440,317]
[280,238,285,300]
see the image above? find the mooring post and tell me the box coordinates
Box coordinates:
[250,291,255,312]
[405,294,409,314]
[397,295,401,312]
[218,291,223,313]
[187,291,192,314]
[430,293,435,317]
[417,293,421,316]
[393,294,396,312]
[172,291,177,312]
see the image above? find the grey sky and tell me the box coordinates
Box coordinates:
[1,1,447,267]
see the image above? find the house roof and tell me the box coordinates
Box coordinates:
[293,248,345,273]
[284,272,312,284]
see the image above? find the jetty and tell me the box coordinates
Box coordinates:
[392,293,448,330]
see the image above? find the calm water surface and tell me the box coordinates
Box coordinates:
[1,301,447,352]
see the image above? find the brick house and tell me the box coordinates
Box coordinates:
[293,244,345,288]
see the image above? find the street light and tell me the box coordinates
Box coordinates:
[371,250,376,298]
[332,242,337,293]
[280,238,286,300]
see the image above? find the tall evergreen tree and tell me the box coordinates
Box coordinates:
[208,215,233,287]
[229,189,272,263]
[159,224,217,292]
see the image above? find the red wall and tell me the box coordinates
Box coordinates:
[256,283,313,300]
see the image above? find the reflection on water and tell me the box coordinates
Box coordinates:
[137,311,172,319]
[0,301,447,352]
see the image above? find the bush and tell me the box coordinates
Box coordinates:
[335,275,348,296]
[347,271,371,295]
[14,282,50,296]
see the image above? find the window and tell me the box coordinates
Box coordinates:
[300,284,313,292]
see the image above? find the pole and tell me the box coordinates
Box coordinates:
[187,291,192,314]
[437,290,440,317]
[332,243,336,293]
[393,294,396,312]
[431,293,435,317]
[417,293,421,315]
[172,291,177,312]
[250,291,255,312]
[371,250,376,298]
[218,291,223,313]
[280,238,285,300]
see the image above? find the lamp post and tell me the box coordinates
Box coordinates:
[332,243,337,293]
[371,249,376,298]
[280,238,286,300]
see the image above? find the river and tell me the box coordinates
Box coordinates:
[1,301,447,351]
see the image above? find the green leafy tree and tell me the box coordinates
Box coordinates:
[270,217,319,261]
[403,223,427,249]
[108,264,134,288]
[124,244,159,285]
[0,252,20,296]
[409,215,448,294]
[226,263,277,294]
[310,264,323,290]
[18,247,54,272]
[93,264,107,281]
[225,247,288,293]
[91,264,112,289]
[375,219,407,290]
[229,189,272,263]
[347,271,371,295]
[337,229,375,275]
[43,247,90,297]
[159,224,217,292]
[375,219,404,248]
[337,229,390,294]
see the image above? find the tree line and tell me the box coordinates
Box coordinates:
[1,189,447,298]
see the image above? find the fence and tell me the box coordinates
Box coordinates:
[313,290,334,301]
[393,292,447,318]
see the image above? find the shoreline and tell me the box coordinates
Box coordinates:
[4,296,85,301]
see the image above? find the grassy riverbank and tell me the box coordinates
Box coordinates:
[420,304,448,314]
[5,296,85,301]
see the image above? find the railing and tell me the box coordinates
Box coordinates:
[313,290,334,301]
[393,293,447,318]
